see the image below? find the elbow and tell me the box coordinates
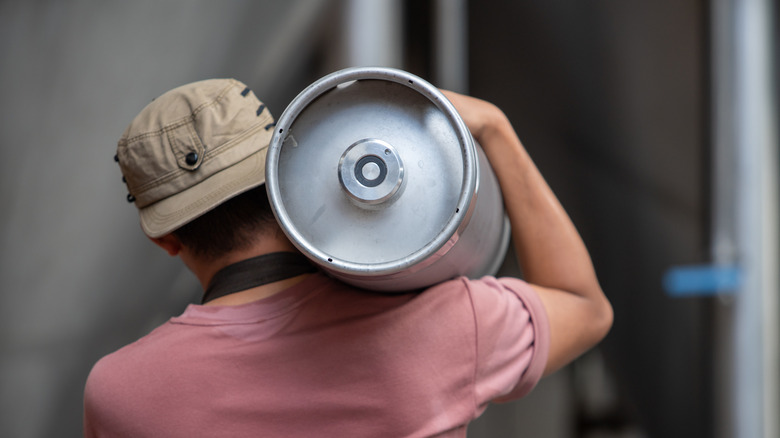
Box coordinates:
[592,294,613,344]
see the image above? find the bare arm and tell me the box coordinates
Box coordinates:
[442,90,613,376]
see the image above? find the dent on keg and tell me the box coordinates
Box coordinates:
[266,67,510,292]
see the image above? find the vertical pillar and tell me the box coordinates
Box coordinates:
[343,0,403,67]
[433,0,468,93]
[712,0,779,437]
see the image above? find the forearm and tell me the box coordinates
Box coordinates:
[478,114,600,298]
[442,90,612,374]
[474,106,612,374]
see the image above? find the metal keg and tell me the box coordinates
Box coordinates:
[266,67,510,291]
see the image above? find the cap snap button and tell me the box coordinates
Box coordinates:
[185,152,199,166]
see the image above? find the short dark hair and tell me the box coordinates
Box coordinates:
[172,186,279,260]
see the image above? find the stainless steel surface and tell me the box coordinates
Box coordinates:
[266,67,509,291]
[338,138,404,205]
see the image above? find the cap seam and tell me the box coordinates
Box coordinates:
[130,118,270,200]
[121,80,240,144]
[204,111,273,160]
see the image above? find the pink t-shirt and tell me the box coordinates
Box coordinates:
[84,273,549,437]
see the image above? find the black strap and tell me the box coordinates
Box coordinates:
[201,252,317,304]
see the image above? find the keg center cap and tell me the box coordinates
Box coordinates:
[361,161,381,180]
[355,155,387,187]
[338,139,404,205]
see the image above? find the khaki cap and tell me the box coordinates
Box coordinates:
[116,78,274,237]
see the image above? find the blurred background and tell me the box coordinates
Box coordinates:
[1,0,777,437]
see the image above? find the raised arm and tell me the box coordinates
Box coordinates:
[442,90,613,376]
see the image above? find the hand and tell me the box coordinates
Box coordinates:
[439,90,505,145]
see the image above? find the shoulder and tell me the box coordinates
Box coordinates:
[417,275,549,355]
[85,321,176,396]
[427,276,546,320]
[462,277,549,349]
[447,276,551,402]
[84,321,183,425]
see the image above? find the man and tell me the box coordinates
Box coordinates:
[84,78,612,437]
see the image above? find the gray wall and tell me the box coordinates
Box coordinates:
[0,2,331,436]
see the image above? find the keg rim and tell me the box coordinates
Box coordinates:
[266,67,477,276]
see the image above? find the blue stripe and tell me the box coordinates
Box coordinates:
[663,264,741,297]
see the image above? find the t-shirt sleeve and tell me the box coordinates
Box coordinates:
[465,276,550,406]
[83,357,108,438]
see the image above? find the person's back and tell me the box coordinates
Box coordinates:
[85,274,548,437]
[84,78,611,437]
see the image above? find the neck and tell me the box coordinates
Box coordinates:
[182,233,309,306]
[204,275,311,306]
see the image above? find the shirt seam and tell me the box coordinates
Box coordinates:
[169,281,324,327]
[462,276,481,417]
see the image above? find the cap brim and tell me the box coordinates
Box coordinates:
[139,142,269,238]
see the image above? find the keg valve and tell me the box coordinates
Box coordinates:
[338,138,404,206]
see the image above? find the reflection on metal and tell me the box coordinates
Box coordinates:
[712,0,779,437]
